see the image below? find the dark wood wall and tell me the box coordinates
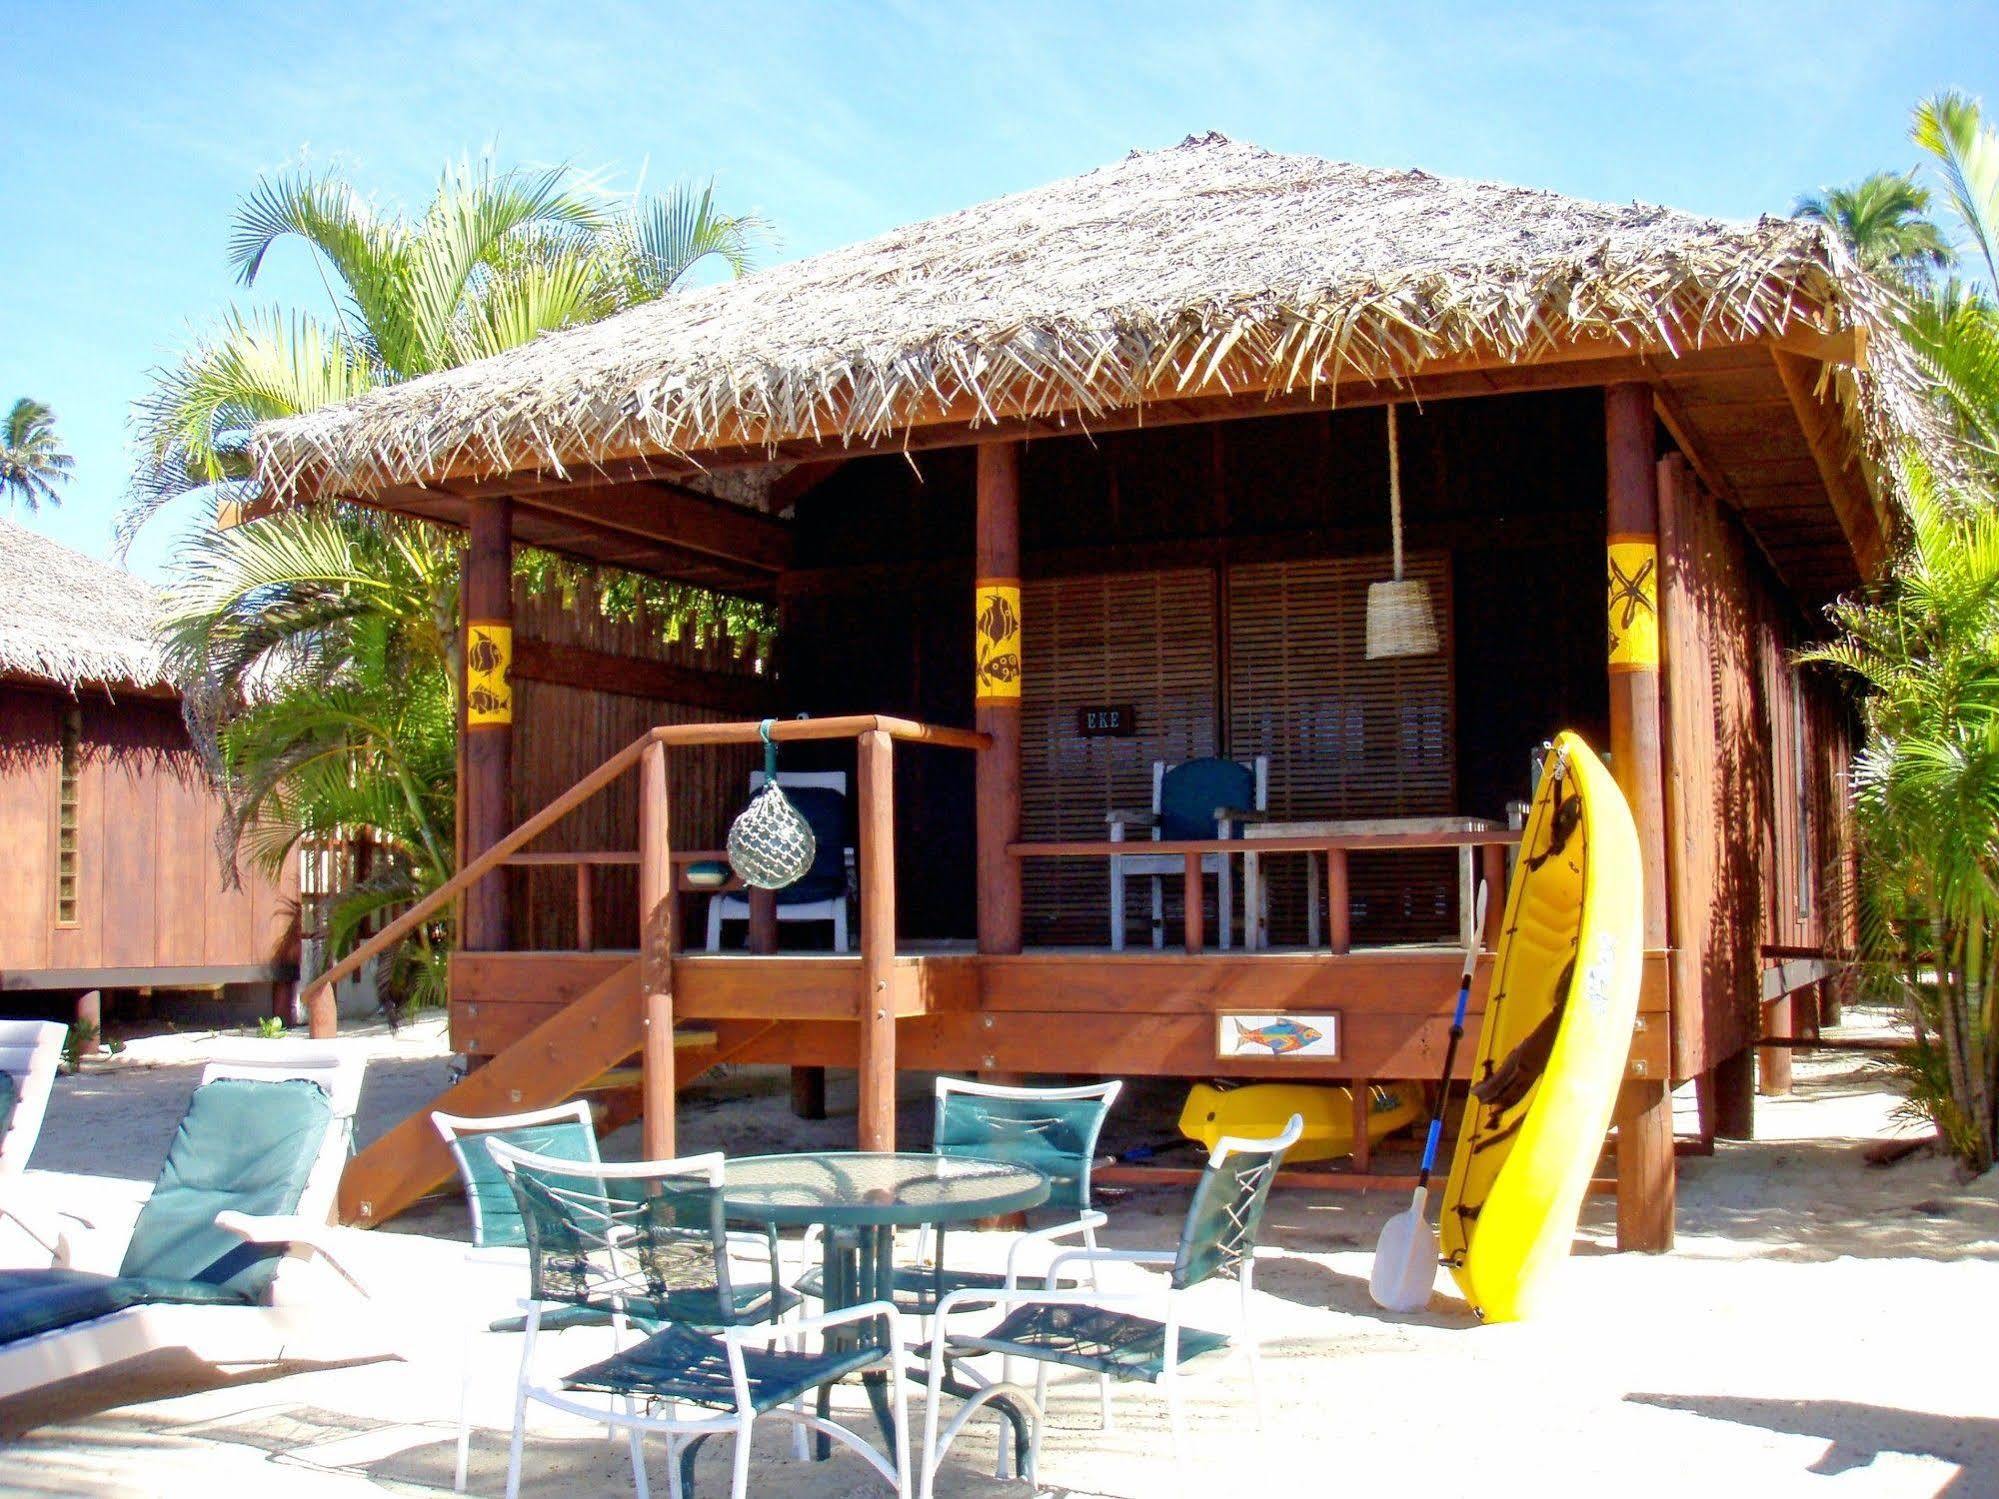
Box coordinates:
[1661,461,1855,1080]
[781,389,1611,941]
[0,683,296,981]
[505,581,762,950]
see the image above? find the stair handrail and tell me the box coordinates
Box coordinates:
[301,713,989,1036]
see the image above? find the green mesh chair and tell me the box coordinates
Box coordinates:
[433,1102,612,1494]
[489,1142,907,1499]
[917,1114,1303,1498]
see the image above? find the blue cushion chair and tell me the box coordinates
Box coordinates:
[1107,756,1268,950]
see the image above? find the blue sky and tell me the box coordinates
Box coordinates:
[1,0,1990,578]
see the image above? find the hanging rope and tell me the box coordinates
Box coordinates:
[726,719,817,890]
[1388,402,1405,582]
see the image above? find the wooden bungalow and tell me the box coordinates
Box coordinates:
[263,136,1930,1249]
[0,517,297,1034]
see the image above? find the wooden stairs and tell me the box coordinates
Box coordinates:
[337,957,771,1226]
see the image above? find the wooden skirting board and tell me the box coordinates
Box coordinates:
[448,948,1671,1080]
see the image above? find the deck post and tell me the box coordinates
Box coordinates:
[639,737,676,1160]
[857,729,898,1150]
[975,442,1024,955]
[1606,381,1675,1253]
[464,497,514,953]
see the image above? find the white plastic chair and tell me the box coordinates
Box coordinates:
[488,1141,908,1499]
[1107,756,1268,950]
[918,1114,1304,1498]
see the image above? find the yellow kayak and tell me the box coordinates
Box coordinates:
[1439,732,1642,1322]
[1179,1082,1421,1163]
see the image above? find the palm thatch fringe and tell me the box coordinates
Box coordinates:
[0,516,166,690]
[249,134,1944,507]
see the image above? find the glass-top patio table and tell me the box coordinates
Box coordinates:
[721,1151,1049,1467]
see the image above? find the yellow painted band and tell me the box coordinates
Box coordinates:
[466,621,514,726]
[974,582,1022,702]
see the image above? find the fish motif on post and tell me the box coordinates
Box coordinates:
[466,622,512,726]
[974,580,1022,703]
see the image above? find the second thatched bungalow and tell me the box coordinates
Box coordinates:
[255,135,1923,1248]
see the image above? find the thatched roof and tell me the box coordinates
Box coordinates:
[0,516,167,691]
[251,132,1931,500]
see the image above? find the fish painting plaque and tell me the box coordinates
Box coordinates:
[974,579,1022,703]
[466,621,513,726]
[1218,1013,1339,1060]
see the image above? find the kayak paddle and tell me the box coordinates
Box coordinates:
[1369,879,1488,1312]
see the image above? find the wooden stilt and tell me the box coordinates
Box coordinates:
[639,738,675,1161]
[1759,996,1794,1095]
[1326,849,1352,955]
[790,1066,828,1120]
[1606,381,1676,1253]
[1709,1046,1756,1139]
[857,729,898,1150]
[1350,1079,1373,1175]
[73,989,101,1056]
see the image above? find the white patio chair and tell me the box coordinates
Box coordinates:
[488,1141,907,1499]
[0,1043,382,1426]
[706,770,855,953]
[1108,756,1268,950]
[918,1114,1304,1498]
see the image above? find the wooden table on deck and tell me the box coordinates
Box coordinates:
[1242,816,1511,953]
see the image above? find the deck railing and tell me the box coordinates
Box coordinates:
[299,714,986,1154]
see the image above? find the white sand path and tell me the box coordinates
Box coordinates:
[0,1013,1990,1498]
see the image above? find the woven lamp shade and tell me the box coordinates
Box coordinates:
[727,781,817,890]
[1365,577,1440,659]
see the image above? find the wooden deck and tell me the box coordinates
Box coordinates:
[449,946,1672,1081]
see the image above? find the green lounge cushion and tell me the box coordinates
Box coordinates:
[1158,757,1256,842]
[453,1118,599,1252]
[949,1302,1230,1383]
[563,1323,882,1414]
[119,1077,333,1300]
[0,1268,249,1347]
[0,1071,18,1139]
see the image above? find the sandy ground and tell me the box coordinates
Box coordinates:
[0,1010,1991,1498]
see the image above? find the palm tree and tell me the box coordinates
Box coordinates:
[1794,170,1952,284]
[134,157,767,1008]
[126,160,765,543]
[1802,456,1999,1170]
[0,399,74,512]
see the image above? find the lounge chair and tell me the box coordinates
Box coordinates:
[919,1114,1303,1497]
[488,1141,907,1499]
[0,1043,378,1429]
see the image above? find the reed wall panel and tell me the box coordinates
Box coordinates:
[1228,552,1456,944]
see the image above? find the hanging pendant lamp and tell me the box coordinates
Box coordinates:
[1365,403,1440,659]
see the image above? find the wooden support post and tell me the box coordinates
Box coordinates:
[1182,852,1205,953]
[749,888,779,953]
[1606,382,1676,1253]
[639,739,675,1161]
[790,1066,828,1121]
[1350,1080,1374,1175]
[73,989,101,1056]
[574,864,594,952]
[1709,1046,1756,1140]
[857,729,898,1150]
[464,498,514,953]
[1480,842,1507,946]
[975,442,1024,956]
[1759,997,1794,1096]
[1326,849,1352,955]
